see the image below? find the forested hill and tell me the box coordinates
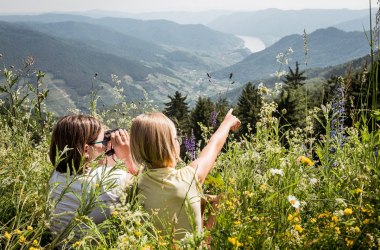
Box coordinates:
[207,8,370,45]
[213,27,369,83]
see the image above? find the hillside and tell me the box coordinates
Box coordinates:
[0,21,175,111]
[220,52,371,104]
[207,9,370,45]
[213,27,369,83]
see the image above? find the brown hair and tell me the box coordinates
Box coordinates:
[49,115,101,174]
[130,112,178,168]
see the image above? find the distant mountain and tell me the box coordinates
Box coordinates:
[90,17,243,52]
[213,27,369,83]
[207,9,371,45]
[0,13,244,52]
[0,21,173,110]
[82,10,233,25]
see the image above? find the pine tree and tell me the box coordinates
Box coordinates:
[163,91,190,134]
[277,61,307,129]
[284,61,306,89]
[190,96,214,143]
[235,82,262,136]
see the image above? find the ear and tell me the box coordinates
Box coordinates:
[84,144,90,153]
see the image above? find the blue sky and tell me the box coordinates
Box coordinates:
[0,0,374,14]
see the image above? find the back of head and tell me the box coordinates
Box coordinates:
[49,114,101,174]
[130,112,177,168]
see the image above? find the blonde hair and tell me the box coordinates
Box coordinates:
[130,112,178,168]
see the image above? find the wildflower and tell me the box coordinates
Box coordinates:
[310,218,317,223]
[14,229,22,235]
[134,230,142,237]
[332,216,339,223]
[29,247,39,250]
[344,208,353,216]
[288,214,293,221]
[296,156,314,166]
[32,239,39,246]
[234,220,241,226]
[309,178,318,185]
[112,211,119,217]
[228,237,243,247]
[4,231,11,240]
[19,235,26,244]
[354,188,363,194]
[270,168,284,177]
[260,183,268,190]
[73,241,82,247]
[335,227,341,235]
[294,224,303,233]
[210,110,218,128]
[287,195,300,209]
[184,130,196,160]
[27,226,33,231]
[229,178,236,184]
[363,219,370,224]
[345,238,354,247]
[243,191,254,198]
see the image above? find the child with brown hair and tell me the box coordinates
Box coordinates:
[48,114,137,243]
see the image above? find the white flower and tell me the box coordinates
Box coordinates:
[288,195,300,209]
[309,178,318,185]
[270,168,284,177]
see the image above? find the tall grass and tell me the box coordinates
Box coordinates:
[1,5,380,249]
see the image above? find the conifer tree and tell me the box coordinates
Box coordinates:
[163,91,190,134]
[190,96,214,142]
[277,61,307,129]
[235,82,262,136]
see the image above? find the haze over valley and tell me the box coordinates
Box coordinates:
[0,7,372,114]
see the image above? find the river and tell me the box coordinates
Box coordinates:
[237,35,266,53]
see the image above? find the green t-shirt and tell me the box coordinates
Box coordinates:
[138,165,202,239]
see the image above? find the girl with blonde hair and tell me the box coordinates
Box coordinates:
[130,109,240,239]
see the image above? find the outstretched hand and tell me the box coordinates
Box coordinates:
[223,108,241,132]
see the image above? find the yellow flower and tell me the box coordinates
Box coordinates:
[354,226,361,234]
[243,191,254,198]
[14,229,22,235]
[19,235,26,244]
[227,237,243,247]
[294,224,303,233]
[234,220,241,226]
[296,156,314,166]
[331,216,339,223]
[32,239,39,246]
[310,218,317,223]
[141,245,152,250]
[335,227,341,235]
[344,208,353,216]
[72,241,82,248]
[4,231,12,240]
[229,178,236,184]
[363,219,370,224]
[288,214,294,221]
[27,226,33,231]
[134,230,142,237]
[260,183,267,190]
[354,188,363,194]
[29,247,39,250]
[345,238,354,247]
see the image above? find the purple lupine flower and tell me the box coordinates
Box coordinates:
[210,110,218,128]
[184,130,196,160]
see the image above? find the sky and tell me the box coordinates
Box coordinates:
[0,0,375,14]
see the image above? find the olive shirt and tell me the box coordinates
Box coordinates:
[138,165,202,239]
